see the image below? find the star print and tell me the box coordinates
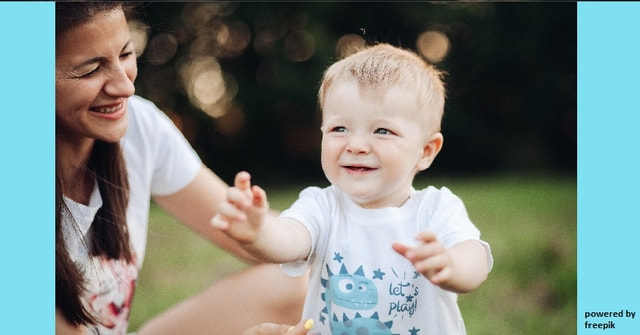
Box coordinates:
[409,326,420,335]
[406,295,414,302]
[373,268,386,280]
[333,252,344,263]
[413,271,421,279]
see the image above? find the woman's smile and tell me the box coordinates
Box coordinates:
[90,101,127,120]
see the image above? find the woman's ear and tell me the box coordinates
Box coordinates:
[417,132,443,171]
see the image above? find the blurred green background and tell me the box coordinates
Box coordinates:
[126,2,576,334]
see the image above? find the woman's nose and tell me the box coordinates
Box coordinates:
[104,64,135,98]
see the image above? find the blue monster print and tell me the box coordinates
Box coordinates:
[320,263,394,334]
[327,264,377,309]
[331,312,394,335]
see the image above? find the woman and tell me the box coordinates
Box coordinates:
[55,2,308,334]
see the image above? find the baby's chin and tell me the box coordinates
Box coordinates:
[345,192,393,209]
[341,186,412,209]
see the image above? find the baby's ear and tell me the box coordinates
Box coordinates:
[417,132,443,171]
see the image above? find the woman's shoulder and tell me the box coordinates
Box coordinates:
[127,95,164,123]
[128,94,157,109]
[125,95,178,138]
[122,95,202,195]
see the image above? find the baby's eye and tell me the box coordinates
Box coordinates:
[374,128,393,135]
[331,126,347,133]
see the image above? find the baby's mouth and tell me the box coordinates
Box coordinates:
[343,165,376,172]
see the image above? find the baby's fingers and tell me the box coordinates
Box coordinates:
[415,230,438,243]
[234,171,253,192]
[227,186,253,209]
[213,201,247,224]
[251,185,269,209]
[426,266,452,285]
[391,241,411,257]
[210,214,230,230]
[413,252,446,273]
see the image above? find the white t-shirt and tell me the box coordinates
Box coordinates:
[61,95,202,335]
[281,185,493,335]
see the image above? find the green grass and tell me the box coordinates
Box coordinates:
[129,173,577,334]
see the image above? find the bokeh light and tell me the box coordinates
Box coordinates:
[283,30,316,62]
[128,19,148,57]
[179,56,231,118]
[336,34,366,59]
[253,9,288,56]
[146,33,178,65]
[416,30,450,63]
[222,21,252,57]
[213,105,246,138]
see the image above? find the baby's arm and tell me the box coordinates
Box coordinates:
[211,171,311,264]
[392,230,489,293]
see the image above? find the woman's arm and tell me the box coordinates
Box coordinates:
[136,264,308,335]
[56,309,88,335]
[143,167,309,335]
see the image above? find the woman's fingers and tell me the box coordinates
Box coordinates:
[287,319,314,334]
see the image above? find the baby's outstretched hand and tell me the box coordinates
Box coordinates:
[392,230,454,286]
[211,171,269,244]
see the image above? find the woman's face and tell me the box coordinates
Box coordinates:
[55,7,137,143]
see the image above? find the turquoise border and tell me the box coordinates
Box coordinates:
[0,1,55,333]
[578,2,640,334]
[4,1,640,334]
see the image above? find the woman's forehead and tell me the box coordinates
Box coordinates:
[57,9,129,58]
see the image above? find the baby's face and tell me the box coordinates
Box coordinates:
[320,81,436,208]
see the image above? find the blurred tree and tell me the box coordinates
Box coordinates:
[132,2,576,183]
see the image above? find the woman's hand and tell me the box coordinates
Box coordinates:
[242,319,314,335]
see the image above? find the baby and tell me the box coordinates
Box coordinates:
[213,43,493,334]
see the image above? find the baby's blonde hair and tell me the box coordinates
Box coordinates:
[318,43,446,132]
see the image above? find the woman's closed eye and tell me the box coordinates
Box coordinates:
[71,56,105,78]
[120,41,135,60]
[78,64,102,78]
[76,48,134,78]
[120,50,135,60]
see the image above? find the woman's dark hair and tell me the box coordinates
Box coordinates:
[55,1,134,327]
[56,2,122,39]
